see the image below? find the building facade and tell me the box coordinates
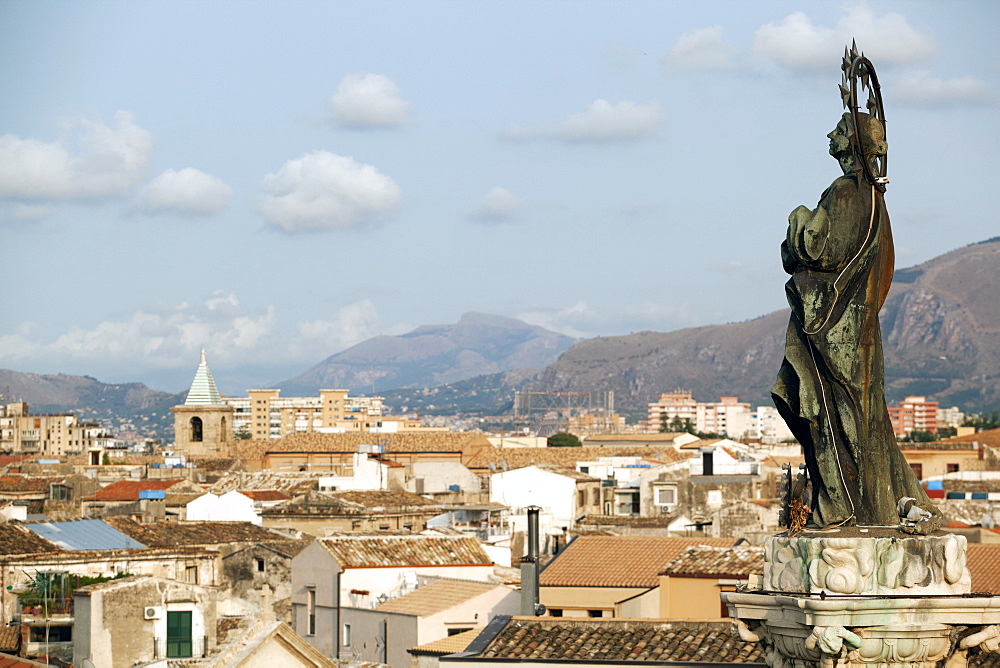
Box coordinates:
[0,401,111,460]
[888,396,940,436]
[645,392,752,439]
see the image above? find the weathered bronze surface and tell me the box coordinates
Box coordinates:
[771,49,942,535]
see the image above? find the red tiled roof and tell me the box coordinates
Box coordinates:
[239,490,290,502]
[0,523,61,556]
[660,545,764,578]
[0,476,61,493]
[478,618,764,663]
[968,543,1000,594]
[82,479,185,502]
[103,517,286,547]
[0,653,52,667]
[320,535,492,568]
[540,536,736,588]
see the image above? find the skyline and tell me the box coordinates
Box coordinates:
[2,1,997,395]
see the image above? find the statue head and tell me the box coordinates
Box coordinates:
[830,112,887,177]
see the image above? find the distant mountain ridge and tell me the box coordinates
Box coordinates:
[277,312,578,395]
[521,238,1000,417]
[4,239,998,434]
[0,369,181,439]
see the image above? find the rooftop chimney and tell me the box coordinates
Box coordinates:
[520,505,545,616]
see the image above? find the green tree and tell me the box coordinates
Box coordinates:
[900,429,936,443]
[548,432,582,447]
[962,412,1000,432]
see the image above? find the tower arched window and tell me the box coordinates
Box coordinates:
[190,417,203,442]
[220,416,228,442]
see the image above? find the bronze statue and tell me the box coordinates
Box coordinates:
[771,44,942,535]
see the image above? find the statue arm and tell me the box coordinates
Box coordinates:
[786,179,866,273]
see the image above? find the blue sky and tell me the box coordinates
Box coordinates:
[1,1,997,394]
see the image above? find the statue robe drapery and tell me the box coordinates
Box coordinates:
[771,172,941,530]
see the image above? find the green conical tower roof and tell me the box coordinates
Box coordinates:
[184,348,223,405]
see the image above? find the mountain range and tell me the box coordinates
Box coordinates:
[2,239,998,435]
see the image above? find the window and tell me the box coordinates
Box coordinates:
[307,590,316,636]
[190,417,203,442]
[591,488,600,505]
[549,609,563,617]
[255,558,265,572]
[166,611,193,658]
[588,610,603,618]
[342,623,351,647]
[655,486,677,506]
[707,490,723,506]
[910,463,923,480]
[578,490,585,506]
[448,627,473,636]
[947,464,960,473]
[184,566,198,584]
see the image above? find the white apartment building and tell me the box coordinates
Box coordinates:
[646,391,753,439]
[225,389,386,440]
[0,402,112,461]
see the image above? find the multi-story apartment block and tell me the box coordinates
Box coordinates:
[0,402,111,461]
[888,396,940,436]
[225,389,389,440]
[645,391,752,439]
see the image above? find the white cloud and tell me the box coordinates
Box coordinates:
[258,150,402,233]
[753,6,935,72]
[42,293,277,367]
[137,168,233,216]
[296,300,383,356]
[330,73,411,128]
[0,111,154,200]
[662,26,739,72]
[502,99,662,143]
[473,187,520,223]
[557,100,662,142]
[894,71,991,108]
[517,301,599,338]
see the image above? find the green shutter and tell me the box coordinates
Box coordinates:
[166,610,193,658]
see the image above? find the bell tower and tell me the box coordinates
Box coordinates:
[171,349,233,457]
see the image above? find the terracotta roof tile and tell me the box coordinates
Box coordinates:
[660,545,764,577]
[265,431,491,454]
[0,654,53,667]
[968,544,1000,594]
[577,515,677,528]
[583,433,687,443]
[103,517,286,547]
[0,626,20,652]
[540,536,736,588]
[82,479,188,502]
[0,476,62,493]
[0,523,61,556]
[944,428,1000,448]
[239,490,291,502]
[409,627,483,655]
[465,447,691,472]
[263,489,438,517]
[320,535,491,568]
[377,579,501,616]
[479,618,764,663]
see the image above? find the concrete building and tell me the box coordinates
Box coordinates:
[341,578,518,666]
[0,401,111,461]
[489,465,602,546]
[290,536,495,659]
[226,389,390,441]
[644,392,753,440]
[889,395,940,436]
[536,535,735,618]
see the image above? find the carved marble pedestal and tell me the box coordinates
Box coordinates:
[723,529,1000,668]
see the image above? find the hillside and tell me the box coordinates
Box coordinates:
[277,312,577,395]
[523,238,1000,418]
[0,370,182,440]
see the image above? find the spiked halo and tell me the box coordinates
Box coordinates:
[840,40,889,192]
